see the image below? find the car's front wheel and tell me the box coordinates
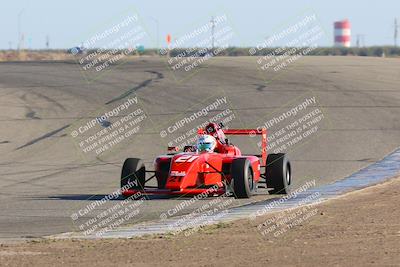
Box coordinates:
[121,158,146,190]
[231,158,254,199]
[266,153,291,194]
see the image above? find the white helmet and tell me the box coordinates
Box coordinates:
[197,135,217,152]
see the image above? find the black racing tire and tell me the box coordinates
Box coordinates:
[156,158,172,189]
[231,158,254,199]
[121,158,146,190]
[266,153,291,194]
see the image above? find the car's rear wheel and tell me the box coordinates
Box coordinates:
[231,158,254,198]
[121,158,146,190]
[266,153,291,194]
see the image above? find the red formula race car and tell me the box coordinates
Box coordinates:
[121,122,292,199]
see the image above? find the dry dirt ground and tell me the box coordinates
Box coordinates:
[0,51,74,61]
[1,176,399,267]
[0,51,150,61]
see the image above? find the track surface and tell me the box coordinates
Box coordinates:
[0,56,399,239]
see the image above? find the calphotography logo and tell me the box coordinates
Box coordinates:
[250,179,323,239]
[159,96,227,137]
[161,12,237,82]
[72,7,151,82]
[165,192,233,237]
[157,91,237,150]
[250,91,331,155]
[250,10,326,82]
[69,95,148,161]
[70,187,146,237]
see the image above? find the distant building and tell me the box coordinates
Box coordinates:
[334,19,351,47]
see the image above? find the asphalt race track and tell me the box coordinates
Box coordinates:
[0,56,399,239]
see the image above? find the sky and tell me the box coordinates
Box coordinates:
[1,0,399,49]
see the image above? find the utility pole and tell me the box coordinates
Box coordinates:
[210,16,216,51]
[17,9,24,51]
[395,18,399,47]
[356,34,365,47]
[27,36,32,49]
[46,35,50,49]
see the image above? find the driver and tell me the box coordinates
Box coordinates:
[196,134,217,152]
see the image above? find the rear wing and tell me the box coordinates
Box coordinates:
[223,129,267,166]
[197,127,267,166]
